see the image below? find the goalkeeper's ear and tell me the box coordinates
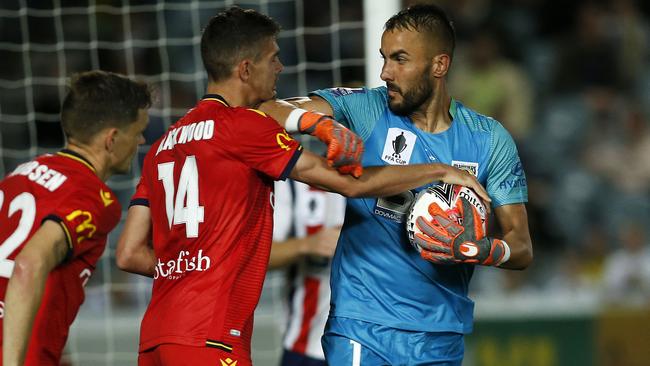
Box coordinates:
[431,53,451,78]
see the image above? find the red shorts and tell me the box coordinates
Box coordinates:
[138,344,251,366]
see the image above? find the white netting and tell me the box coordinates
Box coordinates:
[0,1,366,365]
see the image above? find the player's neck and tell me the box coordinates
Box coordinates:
[409,85,452,134]
[205,81,255,108]
[64,143,109,181]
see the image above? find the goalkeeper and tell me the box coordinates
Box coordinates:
[116,7,490,366]
[259,4,533,365]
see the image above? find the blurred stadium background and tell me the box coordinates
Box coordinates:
[1,0,650,365]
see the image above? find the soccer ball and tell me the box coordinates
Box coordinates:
[406,183,487,252]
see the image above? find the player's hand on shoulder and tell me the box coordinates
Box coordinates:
[298,112,364,178]
[438,164,491,208]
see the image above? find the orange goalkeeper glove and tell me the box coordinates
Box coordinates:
[295,111,364,178]
[414,197,510,266]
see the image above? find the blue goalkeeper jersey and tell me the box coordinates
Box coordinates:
[310,86,528,334]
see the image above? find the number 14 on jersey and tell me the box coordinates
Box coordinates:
[157,156,204,238]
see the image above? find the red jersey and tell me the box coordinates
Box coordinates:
[0,150,121,365]
[131,95,302,361]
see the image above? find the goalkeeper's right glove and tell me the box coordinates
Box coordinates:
[288,109,364,178]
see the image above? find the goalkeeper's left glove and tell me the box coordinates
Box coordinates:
[414,197,510,266]
[286,109,364,178]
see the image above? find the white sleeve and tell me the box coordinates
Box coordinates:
[273,180,294,242]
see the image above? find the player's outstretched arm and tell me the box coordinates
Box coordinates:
[116,205,156,277]
[290,149,491,202]
[259,98,363,178]
[3,221,68,366]
[259,95,334,122]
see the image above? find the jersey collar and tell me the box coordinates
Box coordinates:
[57,149,96,173]
[449,98,457,121]
[202,94,229,107]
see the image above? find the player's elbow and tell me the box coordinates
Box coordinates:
[511,244,533,270]
[522,246,534,268]
[12,254,46,286]
[116,241,156,277]
[115,244,135,272]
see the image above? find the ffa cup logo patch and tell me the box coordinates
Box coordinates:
[452,160,479,177]
[382,128,416,165]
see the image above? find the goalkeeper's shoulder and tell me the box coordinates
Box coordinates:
[309,86,387,109]
[309,87,387,132]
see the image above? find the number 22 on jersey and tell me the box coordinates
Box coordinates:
[157,156,204,238]
[0,190,36,278]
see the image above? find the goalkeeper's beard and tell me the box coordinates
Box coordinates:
[387,71,434,117]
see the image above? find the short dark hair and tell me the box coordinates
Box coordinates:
[201,7,281,82]
[384,3,456,58]
[60,70,151,143]
[201,7,280,81]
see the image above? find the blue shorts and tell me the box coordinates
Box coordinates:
[321,317,464,366]
[279,349,327,366]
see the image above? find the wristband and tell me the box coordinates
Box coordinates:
[285,108,307,133]
[495,240,511,267]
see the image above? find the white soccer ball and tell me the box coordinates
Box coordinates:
[406,183,487,252]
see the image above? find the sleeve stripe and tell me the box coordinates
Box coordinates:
[42,215,74,262]
[278,146,303,181]
[129,198,150,208]
[205,339,233,352]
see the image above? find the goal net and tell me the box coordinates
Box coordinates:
[0,0,370,365]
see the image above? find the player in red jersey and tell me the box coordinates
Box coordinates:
[116,7,490,366]
[0,70,151,366]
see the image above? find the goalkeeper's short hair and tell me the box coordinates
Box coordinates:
[201,7,281,83]
[384,3,456,59]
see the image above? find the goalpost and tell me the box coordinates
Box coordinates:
[363,0,398,88]
[0,0,397,365]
